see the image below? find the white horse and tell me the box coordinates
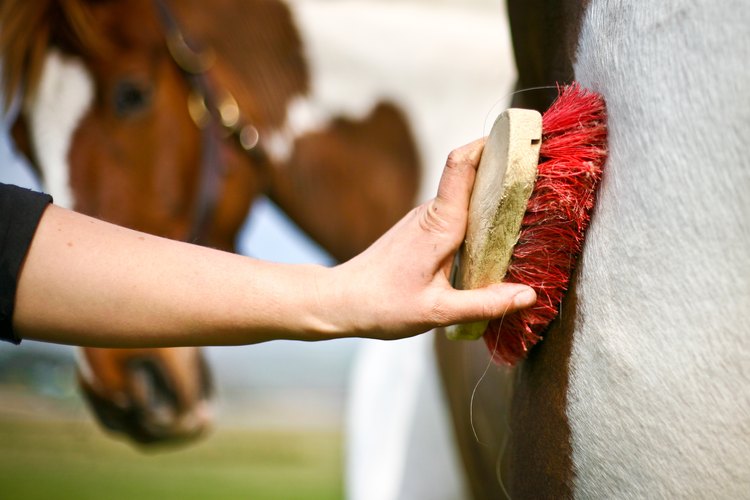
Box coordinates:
[563,0,749,496]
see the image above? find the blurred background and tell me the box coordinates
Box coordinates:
[0,0,512,498]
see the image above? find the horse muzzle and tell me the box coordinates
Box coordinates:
[77,352,214,446]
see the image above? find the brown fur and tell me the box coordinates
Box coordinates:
[505,279,579,498]
[269,102,420,261]
[170,0,309,131]
[0,0,110,108]
[503,2,589,495]
[507,0,590,111]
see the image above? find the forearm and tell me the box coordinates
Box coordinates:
[14,205,336,347]
[12,140,537,347]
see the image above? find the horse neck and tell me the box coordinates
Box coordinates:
[568,0,750,496]
[171,0,308,130]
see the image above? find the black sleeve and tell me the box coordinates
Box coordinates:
[0,183,53,344]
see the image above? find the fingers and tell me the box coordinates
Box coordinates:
[436,283,536,326]
[434,138,486,215]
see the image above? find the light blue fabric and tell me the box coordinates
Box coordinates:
[0,70,40,190]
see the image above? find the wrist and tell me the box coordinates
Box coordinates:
[302,264,354,340]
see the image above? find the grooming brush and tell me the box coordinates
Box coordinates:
[448,83,607,365]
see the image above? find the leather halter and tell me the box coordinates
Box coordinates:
[153,0,271,244]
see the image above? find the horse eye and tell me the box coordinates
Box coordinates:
[113,80,151,118]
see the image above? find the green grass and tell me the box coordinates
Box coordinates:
[0,418,343,500]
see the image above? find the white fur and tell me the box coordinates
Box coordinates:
[289,0,514,201]
[264,95,330,164]
[74,347,97,389]
[26,49,94,209]
[286,1,516,499]
[570,0,750,496]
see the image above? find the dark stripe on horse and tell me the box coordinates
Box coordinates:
[505,2,590,496]
[506,275,580,498]
[507,0,590,112]
[435,277,579,499]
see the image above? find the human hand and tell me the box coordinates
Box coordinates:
[321,138,537,340]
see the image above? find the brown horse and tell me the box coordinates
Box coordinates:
[2,0,419,444]
[434,0,750,498]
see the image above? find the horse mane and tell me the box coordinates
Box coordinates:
[0,0,110,109]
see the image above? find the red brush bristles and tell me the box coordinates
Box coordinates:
[483,83,608,365]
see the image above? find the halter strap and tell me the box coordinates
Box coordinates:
[153,0,271,244]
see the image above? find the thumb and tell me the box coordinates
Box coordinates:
[439,284,537,325]
[433,138,485,216]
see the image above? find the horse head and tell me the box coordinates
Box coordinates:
[0,0,259,445]
[2,0,264,244]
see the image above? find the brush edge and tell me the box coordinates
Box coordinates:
[447,108,542,341]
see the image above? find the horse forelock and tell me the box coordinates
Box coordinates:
[0,0,111,109]
[0,0,114,207]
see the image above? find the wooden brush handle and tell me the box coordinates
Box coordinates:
[447,108,542,340]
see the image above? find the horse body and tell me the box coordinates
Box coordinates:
[568,1,749,495]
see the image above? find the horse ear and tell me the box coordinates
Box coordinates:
[0,0,109,110]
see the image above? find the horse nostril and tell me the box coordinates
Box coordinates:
[128,358,180,422]
[198,351,214,399]
[77,372,132,433]
[78,355,211,445]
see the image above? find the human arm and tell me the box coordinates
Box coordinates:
[12,139,536,347]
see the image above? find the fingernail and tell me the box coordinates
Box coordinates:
[513,288,537,308]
